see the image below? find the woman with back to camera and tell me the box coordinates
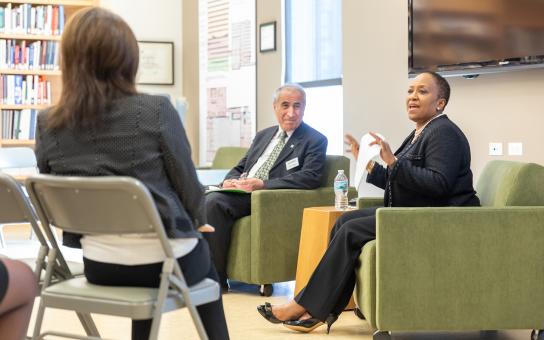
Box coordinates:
[34,7,229,340]
[257,71,480,333]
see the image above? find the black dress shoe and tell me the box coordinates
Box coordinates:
[257,302,282,324]
[354,307,366,320]
[283,318,324,333]
[283,314,338,334]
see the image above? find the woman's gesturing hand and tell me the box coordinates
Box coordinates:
[344,134,360,160]
[369,132,396,167]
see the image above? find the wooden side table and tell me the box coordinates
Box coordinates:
[295,206,356,310]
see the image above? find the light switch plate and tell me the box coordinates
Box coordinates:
[489,142,503,156]
[508,142,523,156]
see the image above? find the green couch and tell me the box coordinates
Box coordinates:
[355,160,544,339]
[226,155,357,295]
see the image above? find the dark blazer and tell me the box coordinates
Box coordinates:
[367,115,480,207]
[226,122,328,189]
[35,94,204,247]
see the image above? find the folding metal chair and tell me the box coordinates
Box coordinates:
[0,172,97,338]
[0,172,85,281]
[26,175,220,340]
[0,147,38,247]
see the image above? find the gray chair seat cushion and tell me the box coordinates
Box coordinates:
[42,277,220,319]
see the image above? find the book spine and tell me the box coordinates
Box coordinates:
[19,109,31,140]
[29,109,37,139]
[52,6,58,36]
[13,109,21,139]
[5,4,11,34]
[14,74,23,105]
[33,75,38,104]
[58,5,65,34]
[46,80,51,104]
[30,6,36,34]
[0,7,4,33]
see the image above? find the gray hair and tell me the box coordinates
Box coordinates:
[273,83,306,104]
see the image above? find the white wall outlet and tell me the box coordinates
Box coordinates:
[489,142,503,156]
[508,142,523,156]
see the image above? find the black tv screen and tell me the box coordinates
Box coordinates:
[409,0,544,76]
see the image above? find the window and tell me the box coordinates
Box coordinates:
[284,0,343,154]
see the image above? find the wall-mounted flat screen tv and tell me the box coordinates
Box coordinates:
[409,0,544,77]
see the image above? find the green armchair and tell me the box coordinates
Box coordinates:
[199,147,248,170]
[226,155,357,295]
[355,160,544,339]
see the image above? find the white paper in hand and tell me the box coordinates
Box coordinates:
[354,133,385,193]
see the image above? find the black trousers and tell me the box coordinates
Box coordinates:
[295,207,379,321]
[83,239,230,340]
[204,192,252,285]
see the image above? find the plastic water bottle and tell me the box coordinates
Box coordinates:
[334,170,349,210]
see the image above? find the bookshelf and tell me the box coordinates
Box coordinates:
[0,0,97,147]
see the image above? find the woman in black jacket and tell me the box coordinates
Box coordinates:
[257,71,480,333]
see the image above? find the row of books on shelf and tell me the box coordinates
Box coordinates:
[1,39,59,70]
[1,109,38,140]
[0,74,51,105]
[0,4,65,36]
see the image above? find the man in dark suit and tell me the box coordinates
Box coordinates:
[205,84,328,290]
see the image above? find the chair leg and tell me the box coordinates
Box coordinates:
[259,284,273,297]
[31,301,47,340]
[186,303,208,340]
[373,330,391,340]
[75,312,100,337]
[148,270,171,340]
[531,329,544,340]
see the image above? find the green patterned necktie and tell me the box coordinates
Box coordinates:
[254,131,288,180]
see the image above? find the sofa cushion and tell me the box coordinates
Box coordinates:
[476,160,544,207]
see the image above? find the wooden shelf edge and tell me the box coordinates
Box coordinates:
[1,139,35,146]
[0,0,96,6]
[0,33,62,41]
[0,104,49,110]
[0,69,61,75]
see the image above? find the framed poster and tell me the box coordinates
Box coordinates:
[259,21,276,52]
[137,41,174,85]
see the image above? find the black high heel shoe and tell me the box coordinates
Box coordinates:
[325,314,339,334]
[283,314,339,334]
[257,302,283,324]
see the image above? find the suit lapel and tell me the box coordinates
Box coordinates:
[269,123,305,172]
[245,127,278,171]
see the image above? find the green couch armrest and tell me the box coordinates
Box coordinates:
[357,197,383,209]
[374,206,544,331]
[356,240,377,329]
[247,187,357,283]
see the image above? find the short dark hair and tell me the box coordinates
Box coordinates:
[48,7,139,129]
[423,71,450,107]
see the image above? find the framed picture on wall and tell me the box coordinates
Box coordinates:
[259,21,276,52]
[137,41,174,85]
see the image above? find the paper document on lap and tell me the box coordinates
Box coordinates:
[205,186,250,194]
[354,133,385,193]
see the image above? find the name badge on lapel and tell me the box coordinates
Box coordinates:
[285,157,299,170]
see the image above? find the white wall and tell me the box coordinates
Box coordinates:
[344,0,544,195]
[100,0,183,99]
